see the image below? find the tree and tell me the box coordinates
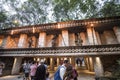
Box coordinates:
[99,0,120,17]
[0,0,120,29]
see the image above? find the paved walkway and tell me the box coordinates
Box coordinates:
[0,73,95,80]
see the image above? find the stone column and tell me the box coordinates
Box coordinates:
[87,27,98,45]
[88,57,94,71]
[99,33,106,44]
[38,32,46,47]
[69,33,76,46]
[46,35,54,47]
[84,57,89,70]
[57,58,60,66]
[87,26,104,76]
[5,36,11,48]
[0,35,5,47]
[61,30,69,46]
[113,26,120,43]
[50,57,54,71]
[103,30,118,44]
[11,57,23,74]
[18,34,28,48]
[0,35,3,45]
[70,57,75,67]
[80,32,87,45]
[58,34,62,46]
[95,32,102,45]
[93,57,104,77]
[31,36,37,48]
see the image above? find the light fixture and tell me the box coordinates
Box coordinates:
[33,27,35,33]
[11,30,14,35]
[57,23,61,28]
[90,23,94,27]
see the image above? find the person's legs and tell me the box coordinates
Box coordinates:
[25,73,29,80]
[31,76,34,80]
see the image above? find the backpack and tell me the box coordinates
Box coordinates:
[54,66,64,80]
[72,69,78,78]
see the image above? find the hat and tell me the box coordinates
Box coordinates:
[40,59,44,63]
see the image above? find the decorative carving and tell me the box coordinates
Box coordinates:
[0,44,120,56]
[28,37,33,48]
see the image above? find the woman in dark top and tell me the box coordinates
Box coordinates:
[35,60,46,80]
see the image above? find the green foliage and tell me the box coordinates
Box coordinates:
[0,0,120,29]
[0,12,7,22]
[112,59,120,78]
[100,0,120,17]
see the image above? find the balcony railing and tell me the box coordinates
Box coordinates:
[0,44,120,57]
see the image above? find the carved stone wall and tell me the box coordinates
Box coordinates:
[103,30,118,44]
[69,33,75,46]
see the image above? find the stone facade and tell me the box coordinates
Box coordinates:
[0,16,120,77]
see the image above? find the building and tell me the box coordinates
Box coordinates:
[0,16,120,77]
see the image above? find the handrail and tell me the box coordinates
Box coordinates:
[0,44,120,56]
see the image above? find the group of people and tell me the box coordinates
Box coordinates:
[22,59,78,80]
[54,60,78,80]
[22,59,49,80]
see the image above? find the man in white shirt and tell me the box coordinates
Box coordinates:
[60,60,69,80]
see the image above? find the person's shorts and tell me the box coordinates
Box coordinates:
[25,73,29,77]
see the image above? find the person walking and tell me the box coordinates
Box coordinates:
[46,71,50,80]
[72,67,78,80]
[30,61,37,80]
[35,59,46,80]
[0,62,5,76]
[60,60,69,80]
[54,59,69,80]
[63,65,74,80]
[23,61,31,80]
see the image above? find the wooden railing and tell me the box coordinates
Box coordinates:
[0,44,120,56]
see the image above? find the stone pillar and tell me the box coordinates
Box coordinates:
[99,33,106,44]
[69,33,76,46]
[18,34,28,48]
[87,27,104,76]
[31,36,37,48]
[87,27,98,45]
[46,35,54,47]
[11,57,23,74]
[88,57,94,71]
[57,58,60,66]
[80,32,87,45]
[103,30,118,44]
[38,32,46,47]
[96,32,102,45]
[50,57,54,70]
[93,57,104,77]
[58,34,62,46]
[113,26,120,43]
[70,57,75,67]
[0,35,3,45]
[5,36,11,48]
[84,57,89,70]
[0,35,5,47]
[61,30,69,46]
